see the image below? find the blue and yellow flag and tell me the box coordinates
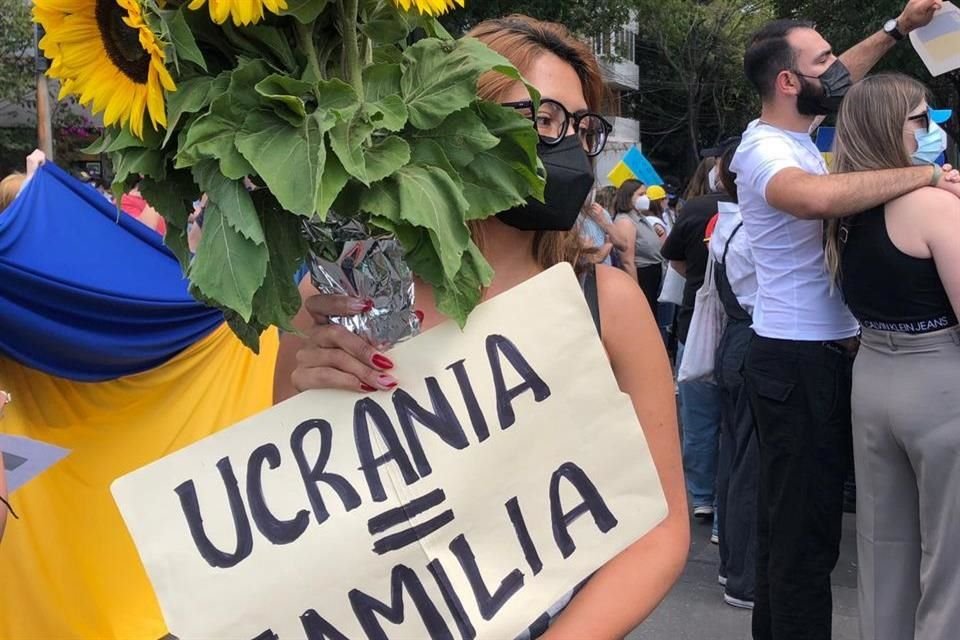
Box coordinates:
[0,165,279,638]
[607,146,664,188]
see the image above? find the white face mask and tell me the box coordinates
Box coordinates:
[707,166,720,192]
[633,195,651,211]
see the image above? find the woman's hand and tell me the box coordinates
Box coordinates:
[25,149,46,179]
[291,294,400,394]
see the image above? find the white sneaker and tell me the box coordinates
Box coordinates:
[710,532,719,545]
[693,505,714,519]
[718,574,727,587]
[724,593,755,610]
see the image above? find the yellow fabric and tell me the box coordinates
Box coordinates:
[0,324,279,640]
[607,161,636,188]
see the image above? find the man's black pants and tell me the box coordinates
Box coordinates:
[744,335,854,640]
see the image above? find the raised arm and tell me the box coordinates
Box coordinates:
[543,265,688,638]
[766,164,960,219]
[613,216,638,282]
[840,0,942,82]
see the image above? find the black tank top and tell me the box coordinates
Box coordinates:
[840,205,957,334]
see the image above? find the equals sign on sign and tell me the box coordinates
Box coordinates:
[367,488,455,555]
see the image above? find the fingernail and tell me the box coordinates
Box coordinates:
[372,354,394,370]
[360,383,377,393]
[347,298,368,312]
[377,374,398,389]
[362,298,375,312]
[414,310,424,322]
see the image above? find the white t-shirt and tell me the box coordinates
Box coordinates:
[730,120,859,340]
[709,203,757,316]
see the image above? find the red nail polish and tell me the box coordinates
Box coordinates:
[360,384,377,393]
[414,310,424,322]
[378,374,398,389]
[372,354,394,370]
[362,299,375,312]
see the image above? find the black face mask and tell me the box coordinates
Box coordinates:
[497,134,595,231]
[795,59,852,116]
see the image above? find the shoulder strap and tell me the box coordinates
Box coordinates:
[579,263,602,338]
[722,222,744,264]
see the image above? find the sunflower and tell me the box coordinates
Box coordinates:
[34,0,176,139]
[186,0,288,26]
[391,0,464,16]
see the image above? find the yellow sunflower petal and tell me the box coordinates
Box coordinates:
[186,0,282,25]
[33,0,174,139]
[389,0,462,15]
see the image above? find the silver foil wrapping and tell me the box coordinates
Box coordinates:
[304,218,421,347]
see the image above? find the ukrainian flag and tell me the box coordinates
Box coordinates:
[607,145,664,188]
[0,165,279,638]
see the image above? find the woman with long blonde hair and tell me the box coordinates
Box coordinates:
[273,15,688,638]
[827,72,960,640]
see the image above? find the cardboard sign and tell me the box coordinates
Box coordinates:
[112,264,668,640]
[910,2,960,76]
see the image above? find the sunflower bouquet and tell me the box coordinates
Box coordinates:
[33,0,545,349]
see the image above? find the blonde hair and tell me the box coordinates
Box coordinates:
[0,173,25,214]
[467,15,603,271]
[824,73,928,283]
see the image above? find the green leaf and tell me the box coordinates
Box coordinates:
[235,110,331,216]
[188,174,269,321]
[400,37,521,130]
[365,136,411,183]
[281,0,331,23]
[112,147,166,184]
[255,74,315,123]
[434,242,493,327]
[409,107,500,167]
[315,152,351,219]
[167,9,207,72]
[176,96,254,179]
[193,161,265,245]
[397,165,471,280]
[360,16,411,45]
[163,75,222,147]
[249,189,309,332]
[221,310,265,353]
[245,25,298,71]
[366,94,407,132]
[83,130,115,155]
[314,78,361,129]
[363,63,401,102]
[140,169,199,271]
[329,114,374,184]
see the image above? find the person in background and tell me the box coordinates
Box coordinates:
[646,184,675,231]
[613,179,667,312]
[275,15,689,638]
[824,73,960,640]
[120,186,167,235]
[731,4,955,636]
[0,150,47,214]
[662,144,737,528]
[579,186,631,267]
[683,157,717,201]
[709,140,760,612]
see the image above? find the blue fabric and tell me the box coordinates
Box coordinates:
[0,163,223,382]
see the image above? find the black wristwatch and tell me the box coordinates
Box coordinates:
[883,18,905,41]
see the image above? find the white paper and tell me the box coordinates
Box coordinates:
[0,434,70,494]
[910,2,960,76]
[112,264,668,640]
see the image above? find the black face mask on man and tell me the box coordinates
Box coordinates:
[496,134,595,231]
[793,59,852,116]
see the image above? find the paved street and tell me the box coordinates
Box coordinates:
[628,513,859,640]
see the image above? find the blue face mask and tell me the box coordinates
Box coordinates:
[912,119,948,166]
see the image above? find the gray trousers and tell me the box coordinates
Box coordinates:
[853,326,960,640]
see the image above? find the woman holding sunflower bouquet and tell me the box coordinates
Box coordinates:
[15,0,687,636]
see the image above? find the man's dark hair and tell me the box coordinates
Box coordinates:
[743,19,815,101]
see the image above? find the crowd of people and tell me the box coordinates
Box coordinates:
[2,0,960,638]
